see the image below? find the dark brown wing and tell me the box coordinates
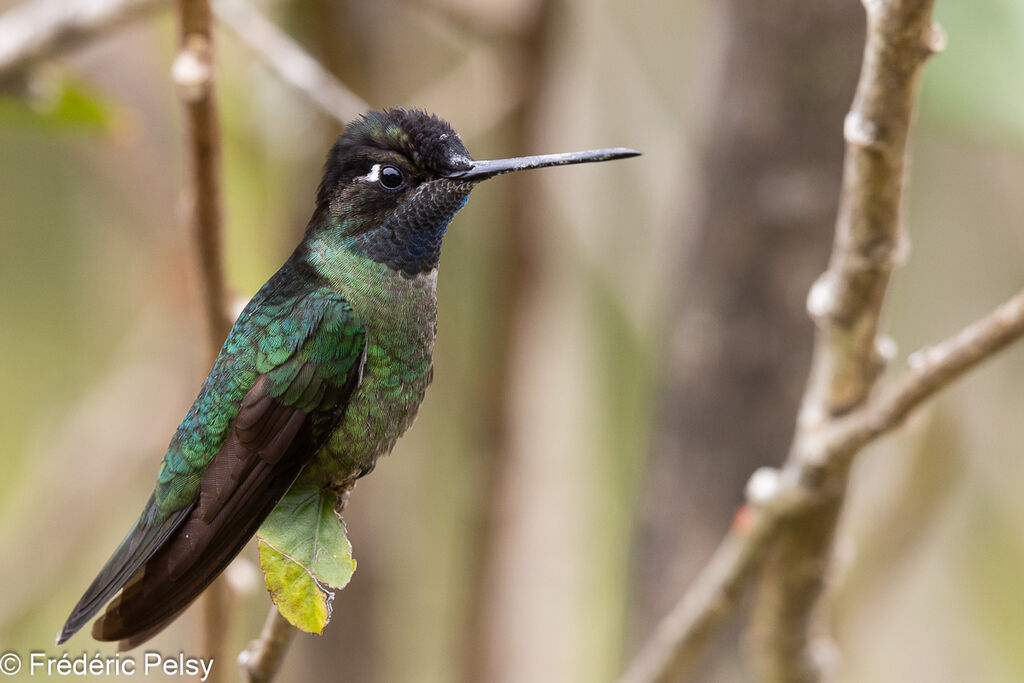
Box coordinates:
[91,365,358,648]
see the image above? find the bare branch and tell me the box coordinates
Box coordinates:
[174,0,231,349]
[619,507,778,683]
[808,288,1024,469]
[751,0,941,677]
[620,286,1024,683]
[238,607,297,683]
[801,0,941,418]
[199,572,235,683]
[0,0,369,126]
[211,0,367,124]
[172,0,235,676]
[618,3,1010,678]
[0,0,165,79]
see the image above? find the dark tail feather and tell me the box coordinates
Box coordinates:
[92,441,306,648]
[93,520,251,649]
[56,502,192,646]
[118,622,173,651]
[90,505,260,647]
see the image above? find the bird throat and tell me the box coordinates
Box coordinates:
[340,181,470,278]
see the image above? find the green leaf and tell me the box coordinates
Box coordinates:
[0,72,120,134]
[256,485,356,633]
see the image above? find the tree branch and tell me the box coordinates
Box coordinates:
[800,0,944,419]
[619,2,998,681]
[172,0,234,678]
[620,286,1024,683]
[619,505,777,683]
[238,606,297,683]
[0,0,369,126]
[174,0,230,349]
[806,288,1024,470]
[211,0,367,123]
[0,0,165,80]
[750,1,942,679]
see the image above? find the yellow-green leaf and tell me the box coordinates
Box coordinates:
[256,485,356,633]
[258,541,331,633]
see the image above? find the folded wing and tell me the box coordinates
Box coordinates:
[57,286,365,648]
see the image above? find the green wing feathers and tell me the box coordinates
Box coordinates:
[58,281,366,647]
[153,288,365,514]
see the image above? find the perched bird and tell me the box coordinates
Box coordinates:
[57,108,638,648]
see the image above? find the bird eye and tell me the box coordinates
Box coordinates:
[379,165,405,190]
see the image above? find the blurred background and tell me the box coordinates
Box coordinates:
[1,0,1024,681]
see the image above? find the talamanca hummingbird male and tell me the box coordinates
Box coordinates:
[57,108,638,647]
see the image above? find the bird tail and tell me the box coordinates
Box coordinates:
[90,514,248,649]
[89,449,305,649]
[56,499,192,646]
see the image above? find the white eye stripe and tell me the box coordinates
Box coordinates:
[358,163,381,183]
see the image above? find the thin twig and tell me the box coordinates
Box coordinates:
[0,0,165,79]
[620,286,1024,683]
[619,507,778,683]
[211,0,367,123]
[800,0,944,418]
[200,573,234,683]
[173,0,233,677]
[808,288,1024,469]
[238,607,298,683]
[174,0,231,348]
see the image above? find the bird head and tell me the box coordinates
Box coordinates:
[309,108,638,277]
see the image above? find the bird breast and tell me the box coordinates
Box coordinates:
[312,265,439,487]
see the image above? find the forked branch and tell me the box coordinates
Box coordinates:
[618,1,1018,682]
[750,1,941,678]
[620,286,1024,683]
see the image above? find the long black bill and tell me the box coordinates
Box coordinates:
[447,147,640,182]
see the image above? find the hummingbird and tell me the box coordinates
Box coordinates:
[57,108,638,648]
